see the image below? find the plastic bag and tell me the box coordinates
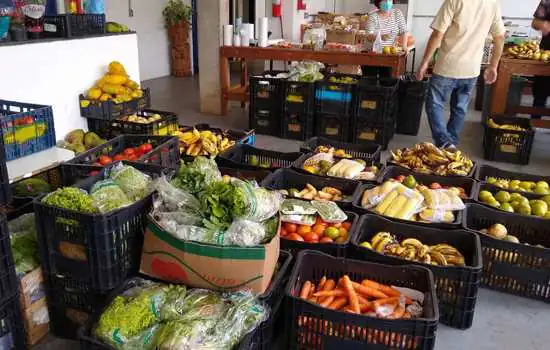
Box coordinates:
[172,156,221,194]
[176,289,227,323]
[90,180,132,213]
[224,219,268,246]
[110,163,152,201]
[420,188,465,211]
[373,31,383,53]
[361,181,401,208]
[287,61,325,82]
[152,176,201,213]
[234,180,282,222]
[9,213,39,275]
[417,209,455,223]
[154,319,216,350]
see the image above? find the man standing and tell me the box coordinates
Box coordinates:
[416,0,506,148]
[531,0,550,119]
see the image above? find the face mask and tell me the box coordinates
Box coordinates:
[380,0,393,12]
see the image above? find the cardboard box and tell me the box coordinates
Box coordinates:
[140,217,280,294]
[19,268,46,310]
[326,29,357,45]
[22,298,49,346]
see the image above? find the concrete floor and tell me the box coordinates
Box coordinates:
[37,75,550,349]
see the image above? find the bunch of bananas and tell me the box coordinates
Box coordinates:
[487,118,526,131]
[314,145,352,158]
[507,40,550,61]
[363,233,466,267]
[173,128,236,157]
[390,142,474,176]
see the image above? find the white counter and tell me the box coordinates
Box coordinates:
[0,33,141,139]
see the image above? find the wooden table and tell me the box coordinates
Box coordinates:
[219,46,408,115]
[490,57,550,127]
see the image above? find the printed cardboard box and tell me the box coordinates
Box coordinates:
[22,297,49,346]
[19,268,46,310]
[140,217,280,294]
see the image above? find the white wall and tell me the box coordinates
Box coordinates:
[0,34,140,138]
[105,0,192,81]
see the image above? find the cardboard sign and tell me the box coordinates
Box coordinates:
[140,217,280,294]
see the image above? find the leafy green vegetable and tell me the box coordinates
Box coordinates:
[198,181,247,231]
[42,187,97,213]
[9,213,39,275]
[90,180,132,213]
[110,164,152,201]
[171,157,220,194]
[12,178,52,197]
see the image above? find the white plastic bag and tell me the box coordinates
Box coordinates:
[373,31,383,53]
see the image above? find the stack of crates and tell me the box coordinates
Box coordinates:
[351,77,399,150]
[281,80,316,140]
[314,74,359,142]
[249,71,286,137]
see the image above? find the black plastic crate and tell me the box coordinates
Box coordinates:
[249,107,281,137]
[0,295,26,349]
[351,214,482,329]
[79,88,151,121]
[314,113,350,142]
[219,166,271,183]
[279,212,358,258]
[315,74,359,116]
[379,165,477,200]
[387,156,478,179]
[0,131,10,207]
[285,250,438,350]
[64,134,180,172]
[0,215,17,305]
[237,293,284,350]
[34,162,168,292]
[43,14,105,38]
[217,144,303,171]
[249,71,286,111]
[352,183,463,229]
[473,183,547,216]
[300,136,382,163]
[87,109,179,139]
[283,81,315,115]
[282,111,315,141]
[292,152,384,183]
[483,115,534,165]
[261,168,361,208]
[463,203,550,302]
[49,301,93,340]
[476,164,550,184]
[351,119,394,150]
[397,76,428,136]
[0,100,56,161]
[355,77,399,123]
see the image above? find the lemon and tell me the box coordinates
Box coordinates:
[360,242,373,249]
[383,46,392,55]
[87,88,102,100]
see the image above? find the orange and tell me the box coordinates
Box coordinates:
[303,232,320,243]
[284,222,297,234]
[320,237,334,243]
[286,233,304,242]
[338,227,348,237]
[297,225,312,236]
[334,236,347,244]
[312,224,326,235]
[341,222,352,230]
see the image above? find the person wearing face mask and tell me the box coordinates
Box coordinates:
[362,0,408,77]
[531,0,550,120]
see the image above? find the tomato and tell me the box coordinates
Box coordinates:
[395,175,406,182]
[279,228,288,237]
[315,216,326,226]
[338,228,349,239]
[89,170,100,177]
[127,154,138,161]
[334,236,347,244]
[341,222,352,231]
[331,222,342,228]
[312,224,326,236]
[286,233,304,242]
[320,237,334,243]
[297,225,312,236]
[114,154,126,161]
[303,232,320,243]
[134,147,142,155]
[123,148,135,156]
[99,155,113,165]
[140,143,153,154]
[284,223,297,234]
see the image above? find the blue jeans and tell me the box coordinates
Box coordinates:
[425,74,477,147]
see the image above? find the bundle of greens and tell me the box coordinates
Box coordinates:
[42,187,97,214]
[90,180,132,213]
[198,181,247,231]
[171,157,221,194]
[9,213,39,275]
[110,163,152,201]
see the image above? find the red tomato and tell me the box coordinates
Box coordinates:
[341,222,352,231]
[286,233,304,242]
[320,237,334,243]
[89,170,100,177]
[303,233,320,243]
[127,154,138,161]
[315,216,326,226]
[99,155,113,165]
[114,154,126,161]
[134,147,142,155]
[123,148,135,156]
[284,223,297,234]
[140,143,153,153]
[331,222,342,228]
[279,228,288,237]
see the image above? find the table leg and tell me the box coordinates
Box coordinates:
[490,64,512,116]
[220,51,230,116]
[241,60,248,108]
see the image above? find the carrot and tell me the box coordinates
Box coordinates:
[372,296,400,310]
[318,279,336,304]
[352,281,388,299]
[323,279,336,291]
[343,307,358,314]
[318,276,327,291]
[320,296,335,308]
[388,305,405,319]
[360,302,372,313]
[356,294,369,305]
[308,296,318,303]
[361,279,401,297]
[313,289,347,297]
[327,297,347,310]
[300,281,312,299]
[343,276,360,314]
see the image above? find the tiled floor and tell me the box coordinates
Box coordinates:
[37,75,550,349]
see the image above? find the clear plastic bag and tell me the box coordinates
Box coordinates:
[233,180,282,223]
[224,219,268,246]
[373,31,383,53]
[152,176,201,213]
[110,163,152,201]
[420,188,465,211]
[9,213,39,275]
[172,156,221,194]
[90,180,132,213]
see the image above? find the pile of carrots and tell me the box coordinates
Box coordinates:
[298,275,421,319]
